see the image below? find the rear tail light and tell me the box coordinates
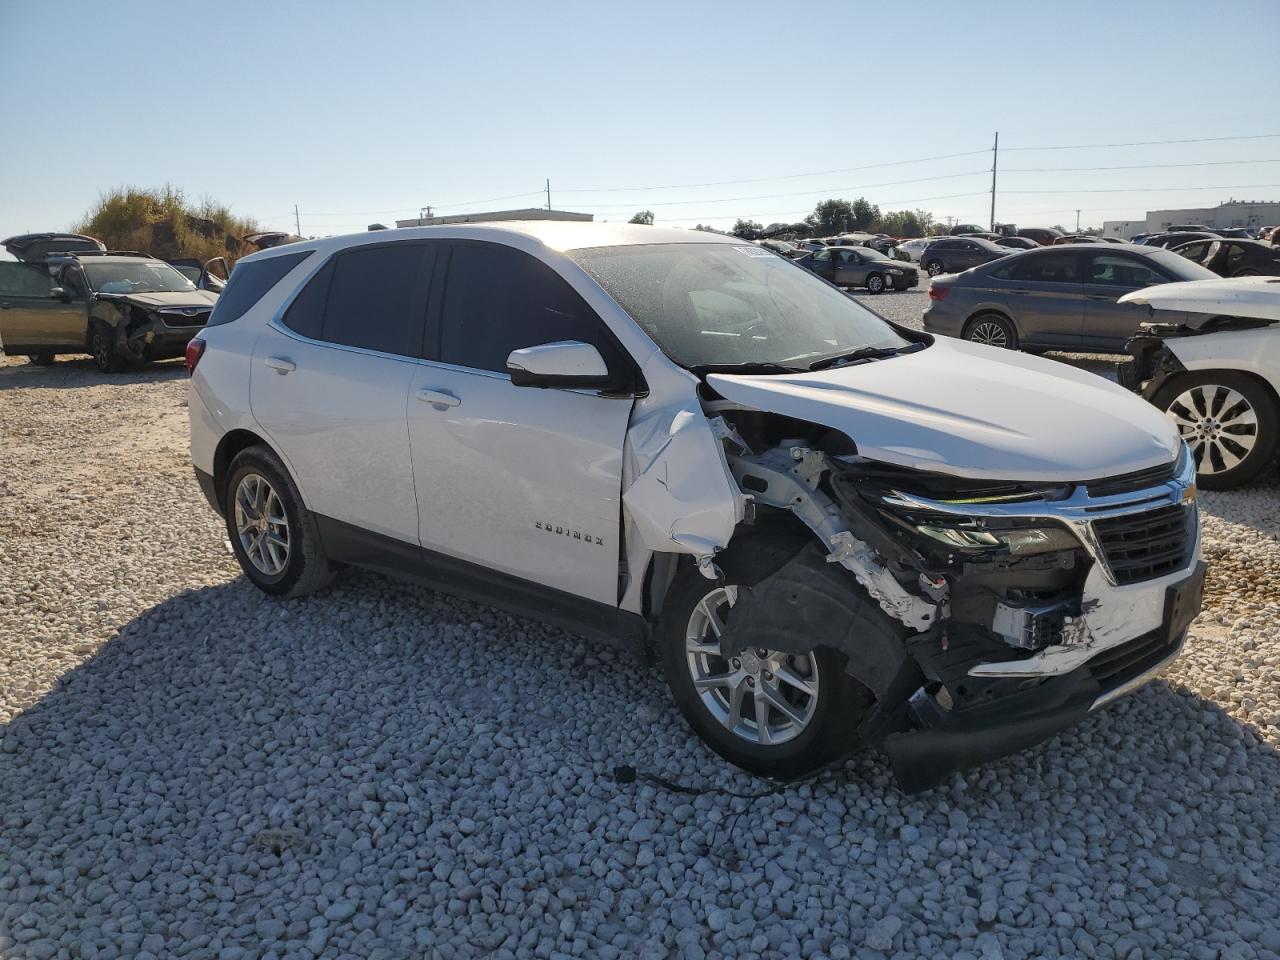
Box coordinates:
[185,337,206,375]
[928,286,950,301]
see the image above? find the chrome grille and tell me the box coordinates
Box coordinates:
[1091,503,1196,585]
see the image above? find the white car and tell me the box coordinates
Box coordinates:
[1121,276,1280,489]
[188,223,1203,791]
[896,236,949,262]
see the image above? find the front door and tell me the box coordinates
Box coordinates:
[407,241,634,605]
[1080,252,1173,349]
[0,262,85,353]
[832,249,864,287]
[250,241,435,544]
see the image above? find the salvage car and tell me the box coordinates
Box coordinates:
[919,236,1012,277]
[1169,238,1280,278]
[797,245,919,292]
[188,223,1204,791]
[924,243,1218,352]
[0,251,218,370]
[1122,277,1279,489]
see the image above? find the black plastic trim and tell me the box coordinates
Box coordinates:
[194,467,221,516]
[313,514,649,653]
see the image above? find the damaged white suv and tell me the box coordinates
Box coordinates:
[188,223,1204,791]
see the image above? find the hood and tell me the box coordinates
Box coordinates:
[101,290,219,309]
[1119,277,1280,323]
[706,338,1180,482]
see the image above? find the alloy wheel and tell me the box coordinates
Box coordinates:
[684,586,820,745]
[867,275,884,293]
[926,261,943,276]
[969,320,1009,348]
[1166,384,1258,476]
[234,472,291,575]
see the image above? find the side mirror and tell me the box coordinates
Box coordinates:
[506,341,612,389]
[49,287,72,302]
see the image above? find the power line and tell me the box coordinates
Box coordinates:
[1004,158,1280,173]
[555,149,991,193]
[1001,182,1280,195]
[1002,132,1280,152]
[582,170,989,208]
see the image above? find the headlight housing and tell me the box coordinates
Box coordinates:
[887,268,903,275]
[907,517,1080,556]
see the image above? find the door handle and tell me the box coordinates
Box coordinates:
[1010,289,1030,295]
[416,388,461,409]
[1086,294,1113,301]
[264,356,296,374]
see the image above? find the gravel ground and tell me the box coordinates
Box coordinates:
[1,351,1278,960]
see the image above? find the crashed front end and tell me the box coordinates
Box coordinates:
[715,432,1203,792]
[98,296,214,362]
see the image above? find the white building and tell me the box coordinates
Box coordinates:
[1103,200,1280,239]
[395,207,593,227]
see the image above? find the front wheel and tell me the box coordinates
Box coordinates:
[659,565,873,779]
[90,325,125,373]
[1152,372,1278,490]
[865,273,885,294]
[225,446,336,597]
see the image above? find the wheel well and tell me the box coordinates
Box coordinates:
[213,429,270,510]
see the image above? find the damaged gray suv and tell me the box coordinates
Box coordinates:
[188,223,1205,791]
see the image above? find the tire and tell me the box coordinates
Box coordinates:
[865,273,885,294]
[224,445,335,597]
[26,352,54,366]
[1151,371,1279,490]
[963,313,1019,350]
[925,260,945,277]
[90,324,125,373]
[658,547,875,780]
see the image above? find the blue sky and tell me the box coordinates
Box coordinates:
[2,0,1278,243]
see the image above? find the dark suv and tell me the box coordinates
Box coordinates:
[922,244,1218,352]
[919,237,1012,277]
[0,251,218,370]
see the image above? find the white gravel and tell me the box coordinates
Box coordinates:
[2,352,1279,960]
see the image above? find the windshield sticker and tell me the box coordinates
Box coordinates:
[732,245,779,259]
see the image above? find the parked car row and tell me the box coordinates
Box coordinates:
[187,221,1205,791]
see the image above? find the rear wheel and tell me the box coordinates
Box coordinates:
[1152,371,1278,490]
[865,273,886,294]
[659,560,874,779]
[225,446,336,597]
[964,313,1019,350]
[26,352,54,366]
[925,260,945,277]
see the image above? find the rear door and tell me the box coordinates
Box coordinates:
[1080,251,1174,348]
[250,241,434,544]
[0,262,84,353]
[999,250,1085,349]
[406,240,634,605]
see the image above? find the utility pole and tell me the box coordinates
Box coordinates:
[546,179,552,211]
[1076,209,1081,232]
[294,205,301,236]
[989,132,999,232]
[419,206,433,224]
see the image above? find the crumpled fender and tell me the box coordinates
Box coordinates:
[622,401,745,576]
[721,543,914,699]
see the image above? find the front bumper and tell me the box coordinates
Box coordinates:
[885,560,1204,792]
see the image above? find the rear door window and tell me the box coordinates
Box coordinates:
[208,251,312,327]
[438,242,622,374]
[1008,252,1081,283]
[0,262,55,297]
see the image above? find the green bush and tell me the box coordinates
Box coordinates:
[75,186,260,264]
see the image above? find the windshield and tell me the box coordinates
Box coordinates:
[83,260,196,294]
[570,242,910,370]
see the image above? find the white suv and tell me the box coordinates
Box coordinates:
[188,223,1204,791]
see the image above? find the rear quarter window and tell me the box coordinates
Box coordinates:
[207,251,312,328]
